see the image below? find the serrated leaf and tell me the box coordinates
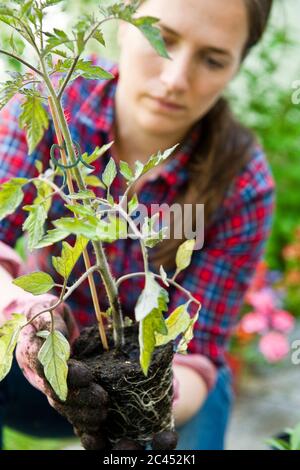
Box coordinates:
[0,314,26,381]
[35,228,69,249]
[38,330,70,401]
[52,235,88,281]
[135,272,169,322]
[139,308,168,376]
[92,30,105,46]
[155,304,191,346]
[19,94,49,154]
[102,157,117,189]
[0,178,27,221]
[134,17,170,59]
[119,160,133,182]
[140,145,178,178]
[53,216,98,240]
[175,239,196,274]
[13,272,55,295]
[23,204,47,251]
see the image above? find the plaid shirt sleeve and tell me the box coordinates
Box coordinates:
[0,96,54,247]
[168,147,275,367]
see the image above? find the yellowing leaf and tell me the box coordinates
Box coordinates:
[177,305,200,354]
[13,272,55,295]
[139,309,167,376]
[155,303,191,347]
[52,235,88,281]
[0,314,26,381]
[38,330,70,401]
[0,178,27,221]
[175,239,196,274]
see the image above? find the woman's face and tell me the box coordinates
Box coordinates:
[117,0,249,138]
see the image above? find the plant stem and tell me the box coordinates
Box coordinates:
[116,272,201,307]
[42,53,124,348]
[0,49,43,77]
[47,95,109,351]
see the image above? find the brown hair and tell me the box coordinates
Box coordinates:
[149,0,274,271]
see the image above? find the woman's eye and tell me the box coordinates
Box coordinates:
[205,57,226,70]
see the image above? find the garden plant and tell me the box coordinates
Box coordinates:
[0,0,201,450]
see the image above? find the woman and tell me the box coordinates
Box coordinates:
[0,0,275,450]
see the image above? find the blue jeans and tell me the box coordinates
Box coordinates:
[0,360,233,450]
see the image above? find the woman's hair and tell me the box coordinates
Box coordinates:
[149,0,274,271]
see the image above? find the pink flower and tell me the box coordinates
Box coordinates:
[271,310,295,333]
[259,332,290,363]
[245,288,277,315]
[240,312,268,334]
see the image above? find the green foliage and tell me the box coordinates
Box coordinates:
[13,271,55,295]
[37,330,70,401]
[139,307,168,376]
[267,423,300,451]
[0,178,28,221]
[35,228,69,249]
[102,156,117,189]
[23,204,48,251]
[53,58,114,81]
[0,314,26,381]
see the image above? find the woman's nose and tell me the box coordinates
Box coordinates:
[159,51,192,94]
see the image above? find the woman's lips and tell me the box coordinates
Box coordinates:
[148,96,186,112]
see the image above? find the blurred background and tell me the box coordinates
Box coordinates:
[0,0,299,450]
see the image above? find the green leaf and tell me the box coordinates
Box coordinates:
[119,160,133,182]
[13,272,55,295]
[35,228,69,249]
[128,193,139,215]
[266,438,290,451]
[19,94,49,154]
[68,190,95,200]
[65,204,94,218]
[38,330,70,401]
[135,272,169,322]
[134,16,170,59]
[0,178,27,221]
[175,239,196,274]
[81,142,114,165]
[53,216,98,240]
[139,308,168,376]
[155,303,191,346]
[0,314,26,381]
[52,235,88,281]
[291,423,300,450]
[92,30,105,46]
[54,59,114,81]
[85,175,106,189]
[23,204,47,251]
[102,157,117,189]
[96,214,127,243]
[159,265,169,287]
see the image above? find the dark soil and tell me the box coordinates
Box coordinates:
[72,323,175,447]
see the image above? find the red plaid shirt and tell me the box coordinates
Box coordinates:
[0,58,275,367]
